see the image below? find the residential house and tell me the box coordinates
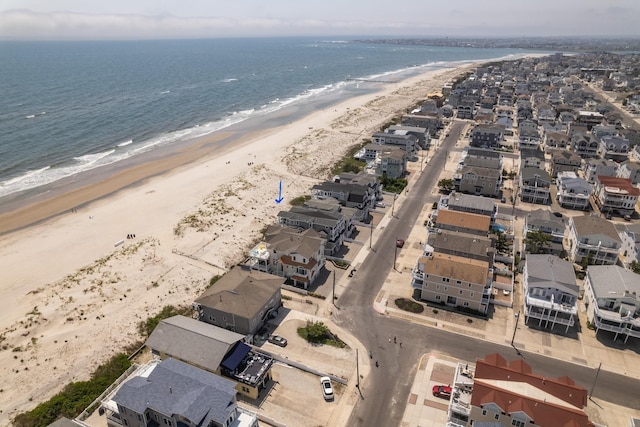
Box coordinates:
[576,110,604,128]
[457,99,475,120]
[583,158,618,184]
[536,104,556,123]
[593,176,639,216]
[387,124,430,149]
[304,198,357,237]
[312,180,375,220]
[145,315,273,399]
[544,131,569,152]
[431,210,492,237]
[619,223,640,266]
[277,207,346,254]
[523,255,579,332]
[461,155,502,170]
[104,358,259,427]
[584,265,640,343]
[518,120,542,149]
[194,266,283,336]
[598,135,630,161]
[523,209,566,255]
[549,149,582,177]
[377,147,408,178]
[401,114,442,135]
[440,191,497,218]
[470,124,505,148]
[555,171,593,210]
[571,132,599,159]
[617,161,640,185]
[248,225,325,289]
[567,216,622,265]
[519,167,551,204]
[460,353,594,427]
[412,252,491,314]
[558,110,576,124]
[371,131,417,158]
[454,165,502,197]
[426,231,495,267]
[360,143,385,161]
[520,147,546,170]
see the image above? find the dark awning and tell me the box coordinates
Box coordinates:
[221,342,251,371]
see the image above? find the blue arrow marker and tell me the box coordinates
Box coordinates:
[275,180,284,204]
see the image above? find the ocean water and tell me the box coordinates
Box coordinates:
[0,37,524,201]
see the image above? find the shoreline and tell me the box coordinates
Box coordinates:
[0,55,528,423]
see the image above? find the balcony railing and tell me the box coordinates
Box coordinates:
[526,294,577,315]
[592,313,640,339]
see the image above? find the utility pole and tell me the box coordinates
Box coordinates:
[369,218,373,249]
[394,238,398,271]
[511,311,520,347]
[589,362,602,399]
[332,269,336,307]
[391,194,397,217]
[356,348,360,389]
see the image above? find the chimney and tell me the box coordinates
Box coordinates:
[169,386,172,393]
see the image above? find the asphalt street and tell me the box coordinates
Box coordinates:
[334,122,640,427]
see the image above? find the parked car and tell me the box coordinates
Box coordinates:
[320,376,334,401]
[375,202,386,208]
[624,214,632,221]
[396,239,405,248]
[268,335,288,347]
[432,385,452,399]
[552,212,563,218]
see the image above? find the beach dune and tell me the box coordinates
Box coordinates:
[0,65,468,423]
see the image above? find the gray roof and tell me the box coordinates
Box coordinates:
[521,167,551,181]
[571,216,622,243]
[427,231,493,259]
[520,148,545,161]
[278,207,342,228]
[145,315,244,372]
[586,265,640,300]
[466,147,502,159]
[459,165,501,178]
[113,358,237,425]
[525,255,579,296]
[266,225,324,259]
[463,156,501,169]
[526,209,565,230]
[195,266,282,318]
[446,191,497,214]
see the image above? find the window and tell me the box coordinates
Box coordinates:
[512,420,525,427]
[482,409,487,416]
[456,280,462,284]
[463,302,470,307]
[459,290,463,295]
[470,292,474,297]
[494,413,500,420]
[435,295,441,301]
[209,316,215,322]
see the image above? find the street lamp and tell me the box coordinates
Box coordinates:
[391,193,397,217]
[511,311,520,347]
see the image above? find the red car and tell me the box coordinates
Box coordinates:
[396,239,405,248]
[432,385,452,399]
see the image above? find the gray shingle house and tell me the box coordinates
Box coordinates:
[106,358,258,427]
[194,266,283,336]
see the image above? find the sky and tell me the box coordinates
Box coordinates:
[1,0,639,40]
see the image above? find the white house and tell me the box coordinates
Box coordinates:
[555,171,593,210]
[584,265,640,343]
[523,255,579,333]
[567,216,621,265]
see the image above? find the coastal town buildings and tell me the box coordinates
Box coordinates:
[555,171,593,210]
[446,353,595,427]
[593,175,639,216]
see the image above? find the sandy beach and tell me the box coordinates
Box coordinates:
[0,63,474,423]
